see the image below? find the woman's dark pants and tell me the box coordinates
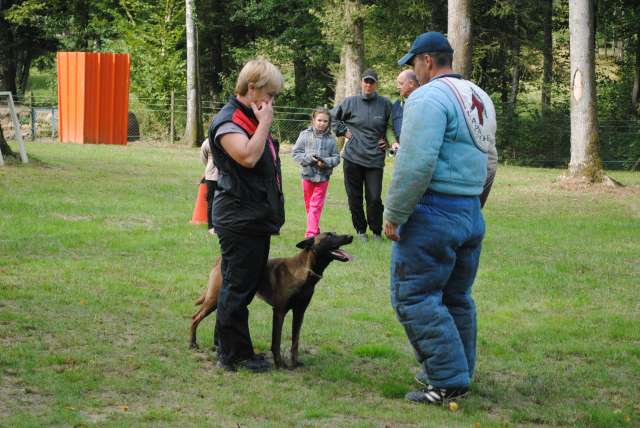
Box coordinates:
[214,228,270,365]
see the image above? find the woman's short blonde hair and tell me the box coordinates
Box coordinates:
[235,59,284,96]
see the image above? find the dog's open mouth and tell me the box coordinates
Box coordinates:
[330,249,353,262]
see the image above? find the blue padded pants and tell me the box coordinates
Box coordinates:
[390,191,484,389]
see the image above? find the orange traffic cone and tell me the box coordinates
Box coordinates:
[190,182,208,224]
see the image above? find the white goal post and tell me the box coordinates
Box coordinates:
[0,91,29,166]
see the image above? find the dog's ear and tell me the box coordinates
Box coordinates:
[296,237,315,249]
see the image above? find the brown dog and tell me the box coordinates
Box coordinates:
[190,232,353,368]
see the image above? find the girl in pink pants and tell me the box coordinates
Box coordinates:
[292,108,340,238]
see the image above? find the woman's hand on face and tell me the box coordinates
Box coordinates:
[251,99,274,126]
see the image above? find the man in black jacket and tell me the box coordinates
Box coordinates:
[331,69,392,241]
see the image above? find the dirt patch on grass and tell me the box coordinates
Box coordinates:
[552,176,640,216]
[0,370,50,419]
[105,216,155,230]
[53,213,94,222]
[553,175,640,195]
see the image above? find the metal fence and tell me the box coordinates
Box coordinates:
[0,94,313,144]
[2,94,639,170]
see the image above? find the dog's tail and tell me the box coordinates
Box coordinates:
[194,290,206,306]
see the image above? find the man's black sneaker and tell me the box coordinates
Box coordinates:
[405,384,469,405]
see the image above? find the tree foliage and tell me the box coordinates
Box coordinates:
[1,0,638,166]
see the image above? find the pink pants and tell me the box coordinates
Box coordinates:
[302,179,330,238]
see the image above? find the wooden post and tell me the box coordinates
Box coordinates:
[30,92,35,140]
[51,107,56,140]
[170,90,175,143]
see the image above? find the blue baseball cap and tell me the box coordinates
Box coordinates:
[397,32,454,65]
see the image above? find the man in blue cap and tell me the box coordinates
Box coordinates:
[383,31,498,404]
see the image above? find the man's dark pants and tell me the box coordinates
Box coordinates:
[342,158,384,235]
[214,228,270,364]
[205,179,216,229]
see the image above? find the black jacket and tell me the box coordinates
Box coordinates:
[208,97,285,236]
[331,92,392,169]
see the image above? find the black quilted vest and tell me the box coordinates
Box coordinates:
[207,97,284,236]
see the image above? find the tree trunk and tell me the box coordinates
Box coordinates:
[448,0,472,78]
[17,52,32,95]
[334,47,347,105]
[0,125,16,159]
[74,0,90,49]
[508,6,521,116]
[497,40,509,112]
[541,0,553,114]
[184,0,203,146]
[632,32,640,115]
[294,57,307,106]
[206,32,224,98]
[343,0,364,99]
[0,62,17,96]
[568,0,603,181]
[429,0,448,33]
[0,11,18,95]
[343,40,363,98]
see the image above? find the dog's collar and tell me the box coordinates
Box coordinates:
[306,248,322,279]
[307,268,322,280]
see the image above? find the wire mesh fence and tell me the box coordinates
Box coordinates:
[1,94,639,170]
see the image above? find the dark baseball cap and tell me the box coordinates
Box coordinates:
[397,32,454,65]
[361,68,378,83]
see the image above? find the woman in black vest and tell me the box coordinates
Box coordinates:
[207,59,284,373]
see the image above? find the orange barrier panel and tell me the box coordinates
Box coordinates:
[57,52,130,145]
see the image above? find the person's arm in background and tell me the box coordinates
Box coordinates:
[331,100,349,137]
[386,113,399,151]
[292,132,315,166]
[377,98,393,151]
[479,142,498,208]
[200,138,210,166]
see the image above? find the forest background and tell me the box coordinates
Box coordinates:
[1,0,639,169]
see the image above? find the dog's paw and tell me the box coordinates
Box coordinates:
[189,342,199,350]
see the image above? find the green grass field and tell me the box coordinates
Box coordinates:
[1,141,639,427]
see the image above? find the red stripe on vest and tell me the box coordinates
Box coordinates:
[231,106,281,188]
[232,109,258,135]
